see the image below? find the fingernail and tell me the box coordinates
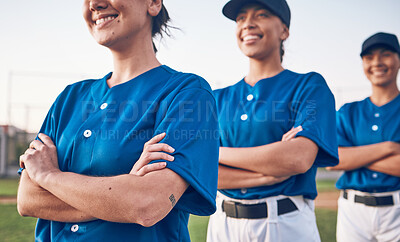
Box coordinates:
[161,162,167,166]
[169,147,175,152]
[169,156,175,161]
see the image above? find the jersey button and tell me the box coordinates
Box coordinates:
[372,173,378,179]
[83,130,92,138]
[374,113,380,118]
[100,103,108,110]
[247,94,254,101]
[71,224,79,232]
[241,114,248,121]
[371,125,378,131]
[241,188,247,194]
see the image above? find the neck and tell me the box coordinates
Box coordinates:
[245,56,284,86]
[107,35,161,88]
[370,82,400,106]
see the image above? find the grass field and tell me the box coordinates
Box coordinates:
[0,178,19,197]
[0,179,337,241]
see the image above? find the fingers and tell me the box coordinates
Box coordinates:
[145,152,174,162]
[282,126,303,142]
[29,140,44,150]
[145,132,166,146]
[147,143,175,153]
[38,133,55,148]
[136,162,167,176]
[19,155,25,169]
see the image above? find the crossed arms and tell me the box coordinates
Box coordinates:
[218,126,319,189]
[17,133,188,227]
[327,141,400,177]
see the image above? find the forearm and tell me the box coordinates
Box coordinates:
[218,165,288,189]
[17,171,95,222]
[367,154,400,177]
[219,137,318,177]
[329,142,396,171]
[36,168,187,226]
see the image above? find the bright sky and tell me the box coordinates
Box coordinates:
[1,0,399,132]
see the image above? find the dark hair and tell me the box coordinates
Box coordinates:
[151,4,171,53]
[280,40,285,63]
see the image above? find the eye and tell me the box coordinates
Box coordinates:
[236,15,246,22]
[382,51,392,57]
[363,55,373,61]
[257,11,270,18]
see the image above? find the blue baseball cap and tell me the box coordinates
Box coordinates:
[360,32,400,57]
[222,0,291,28]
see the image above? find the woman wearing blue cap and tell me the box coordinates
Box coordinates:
[328,32,400,242]
[207,0,339,241]
[17,0,219,241]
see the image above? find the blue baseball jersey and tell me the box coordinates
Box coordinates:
[34,65,219,242]
[214,70,339,200]
[336,95,400,192]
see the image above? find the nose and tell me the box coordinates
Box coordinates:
[371,55,383,66]
[242,16,256,30]
[89,0,108,11]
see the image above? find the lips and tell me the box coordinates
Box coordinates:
[93,14,118,26]
[241,34,262,43]
[371,68,388,77]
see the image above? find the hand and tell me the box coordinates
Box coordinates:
[281,126,303,142]
[19,133,60,185]
[130,133,175,176]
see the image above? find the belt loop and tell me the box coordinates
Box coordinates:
[343,191,348,199]
[267,198,278,222]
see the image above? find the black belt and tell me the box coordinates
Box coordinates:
[222,198,298,219]
[343,191,394,206]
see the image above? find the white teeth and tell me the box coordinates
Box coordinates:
[95,16,116,25]
[372,69,387,76]
[243,35,260,42]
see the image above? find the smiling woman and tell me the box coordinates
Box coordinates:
[16,0,219,241]
[208,0,338,241]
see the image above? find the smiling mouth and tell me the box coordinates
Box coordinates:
[95,15,118,25]
[372,69,388,76]
[242,35,261,42]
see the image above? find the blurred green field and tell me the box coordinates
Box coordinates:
[0,178,19,197]
[0,179,337,242]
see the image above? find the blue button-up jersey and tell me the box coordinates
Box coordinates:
[34,65,219,242]
[336,95,400,192]
[214,70,339,200]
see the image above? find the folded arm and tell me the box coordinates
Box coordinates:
[219,137,318,177]
[367,154,400,177]
[218,165,289,189]
[17,171,96,222]
[327,141,399,171]
[35,168,188,227]
[18,133,184,227]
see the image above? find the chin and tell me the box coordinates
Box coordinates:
[370,79,394,87]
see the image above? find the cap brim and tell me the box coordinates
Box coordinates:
[360,44,400,57]
[222,0,250,21]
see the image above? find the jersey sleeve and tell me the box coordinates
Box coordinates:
[154,86,219,216]
[293,73,339,167]
[336,105,353,147]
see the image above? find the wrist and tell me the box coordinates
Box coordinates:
[37,169,61,189]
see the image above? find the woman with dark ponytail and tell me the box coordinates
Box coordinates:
[17,1,219,241]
